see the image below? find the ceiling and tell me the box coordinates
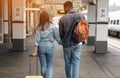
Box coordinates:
[28,0,96,11]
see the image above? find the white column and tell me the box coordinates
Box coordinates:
[95,0,109,53]
[3,0,9,43]
[12,0,26,51]
[87,5,96,45]
[26,0,30,36]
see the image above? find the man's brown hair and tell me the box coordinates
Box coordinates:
[64,1,73,13]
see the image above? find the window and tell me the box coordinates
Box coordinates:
[111,20,113,24]
[113,20,116,25]
[117,20,119,25]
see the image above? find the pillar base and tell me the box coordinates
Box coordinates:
[87,36,95,45]
[12,39,26,51]
[95,41,108,53]
[4,34,9,43]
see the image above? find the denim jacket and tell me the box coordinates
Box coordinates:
[34,24,61,46]
[59,10,87,48]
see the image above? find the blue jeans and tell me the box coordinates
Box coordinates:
[38,41,54,78]
[63,43,82,78]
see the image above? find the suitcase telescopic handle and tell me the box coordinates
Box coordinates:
[29,55,39,75]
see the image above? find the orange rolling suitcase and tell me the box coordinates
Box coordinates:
[25,55,43,78]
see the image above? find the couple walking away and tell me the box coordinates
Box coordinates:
[32,1,87,78]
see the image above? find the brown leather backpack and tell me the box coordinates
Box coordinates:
[72,18,88,43]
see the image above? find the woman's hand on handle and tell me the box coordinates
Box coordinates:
[31,46,38,57]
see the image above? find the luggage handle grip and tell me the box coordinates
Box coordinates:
[29,55,38,57]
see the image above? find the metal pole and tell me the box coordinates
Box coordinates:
[8,0,12,43]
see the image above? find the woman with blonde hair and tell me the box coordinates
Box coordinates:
[32,11,61,78]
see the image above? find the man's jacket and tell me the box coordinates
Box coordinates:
[59,10,87,48]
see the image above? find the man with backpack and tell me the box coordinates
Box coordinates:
[59,1,88,78]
